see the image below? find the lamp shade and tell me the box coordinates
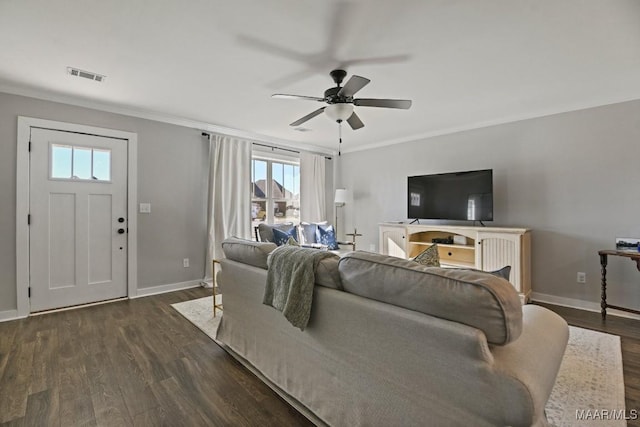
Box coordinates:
[325,103,354,122]
[334,188,348,205]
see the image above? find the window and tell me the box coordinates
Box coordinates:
[251,155,300,232]
[50,144,111,181]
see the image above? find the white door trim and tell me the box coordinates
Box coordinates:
[16,116,138,317]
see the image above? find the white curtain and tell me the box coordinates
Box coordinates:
[204,134,252,281]
[300,152,326,223]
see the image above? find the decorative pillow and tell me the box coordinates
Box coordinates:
[273,226,298,246]
[285,236,299,246]
[414,244,440,267]
[316,224,339,250]
[300,221,328,244]
[489,265,511,280]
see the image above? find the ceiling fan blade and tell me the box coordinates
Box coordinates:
[353,98,412,109]
[346,112,364,130]
[290,107,326,126]
[273,94,325,102]
[337,75,370,98]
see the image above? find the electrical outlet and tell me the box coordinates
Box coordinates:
[577,272,586,283]
[139,203,151,214]
[183,258,189,268]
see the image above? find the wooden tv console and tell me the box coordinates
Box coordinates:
[379,223,531,303]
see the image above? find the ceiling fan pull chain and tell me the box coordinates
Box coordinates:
[338,121,342,156]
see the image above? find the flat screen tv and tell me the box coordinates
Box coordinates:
[407,169,493,221]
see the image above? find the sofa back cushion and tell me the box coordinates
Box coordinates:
[338,251,522,345]
[221,237,277,269]
[257,223,295,243]
[315,255,343,290]
[221,237,343,289]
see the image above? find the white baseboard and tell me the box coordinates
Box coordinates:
[0,309,25,323]
[0,281,202,321]
[531,292,640,321]
[133,280,202,298]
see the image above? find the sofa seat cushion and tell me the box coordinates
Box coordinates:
[222,237,277,269]
[338,251,522,345]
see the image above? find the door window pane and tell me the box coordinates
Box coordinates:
[51,145,72,179]
[92,149,111,181]
[50,144,111,182]
[72,148,92,179]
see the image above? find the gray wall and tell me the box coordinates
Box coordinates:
[0,92,209,312]
[338,99,640,308]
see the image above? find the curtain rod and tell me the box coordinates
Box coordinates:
[201,132,332,160]
[252,142,332,160]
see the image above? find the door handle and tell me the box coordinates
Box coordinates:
[118,217,125,223]
[117,228,125,234]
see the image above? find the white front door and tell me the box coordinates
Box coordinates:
[29,128,128,312]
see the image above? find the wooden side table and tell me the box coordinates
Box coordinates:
[598,249,640,320]
[212,259,223,317]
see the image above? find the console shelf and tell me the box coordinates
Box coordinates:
[379,223,531,303]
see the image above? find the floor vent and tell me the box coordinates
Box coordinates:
[67,67,106,82]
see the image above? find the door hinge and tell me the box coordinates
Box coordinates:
[27,214,31,225]
[28,287,31,298]
[28,140,31,152]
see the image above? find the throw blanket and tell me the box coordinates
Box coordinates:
[263,245,335,331]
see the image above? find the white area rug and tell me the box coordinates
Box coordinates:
[546,326,626,427]
[172,295,223,343]
[171,296,626,427]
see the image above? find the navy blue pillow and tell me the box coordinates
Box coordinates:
[273,226,298,246]
[316,225,339,250]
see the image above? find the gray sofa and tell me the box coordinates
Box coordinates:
[216,238,569,427]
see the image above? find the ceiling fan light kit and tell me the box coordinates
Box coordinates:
[273,69,412,154]
[325,103,354,122]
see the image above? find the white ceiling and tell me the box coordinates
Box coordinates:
[1,0,640,154]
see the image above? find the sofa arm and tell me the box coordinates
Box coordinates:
[490,304,569,427]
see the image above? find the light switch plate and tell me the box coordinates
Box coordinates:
[139,203,151,214]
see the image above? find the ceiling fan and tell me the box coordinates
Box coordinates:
[273,69,412,153]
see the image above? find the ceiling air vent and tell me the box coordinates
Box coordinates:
[67,67,106,82]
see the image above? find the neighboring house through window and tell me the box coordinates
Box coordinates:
[251,153,300,233]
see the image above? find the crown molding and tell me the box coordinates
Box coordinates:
[340,94,640,155]
[4,82,639,158]
[0,83,336,156]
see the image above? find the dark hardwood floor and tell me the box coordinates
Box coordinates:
[0,290,638,426]
[0,288,311,426]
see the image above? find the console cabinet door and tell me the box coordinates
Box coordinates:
[379,226,406,258]
[477,232,525,295]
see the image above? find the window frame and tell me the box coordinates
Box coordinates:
[251,153,300,230]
